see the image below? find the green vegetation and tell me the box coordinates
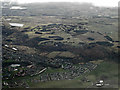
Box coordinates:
[44,68,67,74]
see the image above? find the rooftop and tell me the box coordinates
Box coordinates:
[9,23,24,27]
[10,6,27,10]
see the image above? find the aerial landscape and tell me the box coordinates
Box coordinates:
[1,0,119,88]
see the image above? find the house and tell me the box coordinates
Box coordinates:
[27,65,33,68]
[10,6,27,10]
[96,83,103,87]
[5,44,9,47]
[95,80,104,87]
[9,23,24,27]
[10,64,20,68]
[99,80,104,83]
[12,47,17,51]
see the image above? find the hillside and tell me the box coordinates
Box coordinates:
[2,2,119,88]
